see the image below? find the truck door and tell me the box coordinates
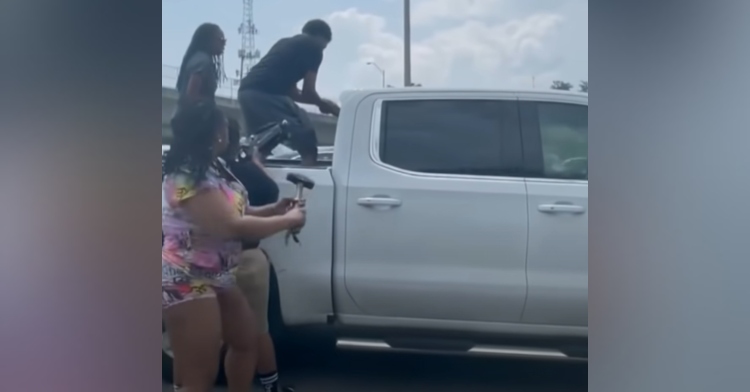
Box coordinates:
[343,96,529,323]
[519,98,589,327]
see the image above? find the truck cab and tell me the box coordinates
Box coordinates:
[259,88,588,358]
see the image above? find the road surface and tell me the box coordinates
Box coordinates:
[161,347,587,391]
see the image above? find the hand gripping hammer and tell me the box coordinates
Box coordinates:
[285,172,315,245]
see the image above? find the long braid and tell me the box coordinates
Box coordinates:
[177,23,226,91]
[213,53,226,86]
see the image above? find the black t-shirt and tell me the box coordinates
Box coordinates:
[229,159,280,207]
[240,34,323,95]
[227,158,280,250]
[176,51,218,102]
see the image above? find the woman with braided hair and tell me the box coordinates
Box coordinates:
[162,102,305,392]
[176,23,227,106]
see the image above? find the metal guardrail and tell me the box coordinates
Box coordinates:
[162,64,242,101]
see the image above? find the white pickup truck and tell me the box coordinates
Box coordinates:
[162,88,588,377]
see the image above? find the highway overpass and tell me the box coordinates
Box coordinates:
[162,87,338,146]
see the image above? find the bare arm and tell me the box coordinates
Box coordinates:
[288,72,323,106]
[182,188,300,241]
[245,204,277,217]
[246,197,295,217]
[289,74,339,116]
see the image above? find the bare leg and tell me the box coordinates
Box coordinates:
[164,298,223,392]
[256,333,278,375]
[218,286,260,392]
[235,249,282,391]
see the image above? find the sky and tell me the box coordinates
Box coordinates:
[162,0,588,100]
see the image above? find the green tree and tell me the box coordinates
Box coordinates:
[579,80,588,93]
[551,80,574,91]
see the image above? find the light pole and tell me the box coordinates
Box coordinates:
[367,61,386,88]
[404,0,412,86]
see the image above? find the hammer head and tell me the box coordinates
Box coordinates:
[287,173,315,190]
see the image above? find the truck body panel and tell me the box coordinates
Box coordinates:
[261,89,589,340]
[162,88,589,368]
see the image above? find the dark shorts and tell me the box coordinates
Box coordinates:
[238,89,318,158]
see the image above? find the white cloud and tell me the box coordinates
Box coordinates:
[321,7,565,94]
[412,0,503,26]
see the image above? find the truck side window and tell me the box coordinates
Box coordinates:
[537,103,588,180]
[380,100,516,176]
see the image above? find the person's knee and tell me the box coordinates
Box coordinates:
[164,299,223,387]
[218,288,259,353]
[235,251,271,334]
[227,333,255,354]
[223,318,257,355]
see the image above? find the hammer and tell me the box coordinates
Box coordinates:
[285,172,316,245]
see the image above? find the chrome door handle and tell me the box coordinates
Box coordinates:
[538,204,586,214]
[357,197,402,208]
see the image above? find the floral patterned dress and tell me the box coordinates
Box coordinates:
[161,165,249,308]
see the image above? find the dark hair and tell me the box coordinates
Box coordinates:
[302,19,332,42]
[163,102,226,185]
[176,23,226,90]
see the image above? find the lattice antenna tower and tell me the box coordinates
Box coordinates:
[237,0,260,79]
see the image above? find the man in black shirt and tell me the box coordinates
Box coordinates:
[238,19,340,166]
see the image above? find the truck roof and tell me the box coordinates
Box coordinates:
[340,88,588,102]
